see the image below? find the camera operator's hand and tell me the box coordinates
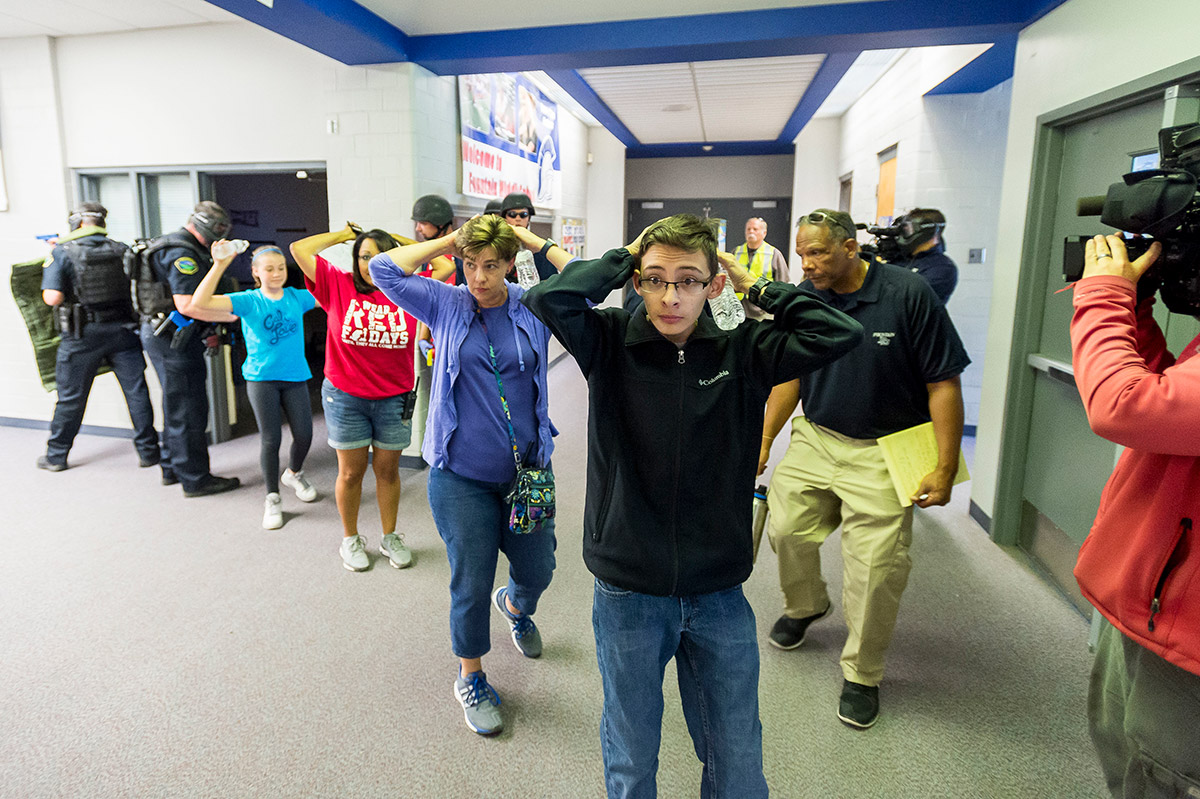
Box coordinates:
[1084,234,1161,283]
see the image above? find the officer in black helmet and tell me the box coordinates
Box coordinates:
[498,191,563,284]
[893,208,957,305]
[139,200,240,497]
[37,202,160,472]
[411,194,463,284]
[412,194,455,241]
[484,199,502,216]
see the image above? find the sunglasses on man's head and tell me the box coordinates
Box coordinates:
[505,210,531,219]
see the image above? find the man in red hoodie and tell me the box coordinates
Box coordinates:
[1071,233,1200,797]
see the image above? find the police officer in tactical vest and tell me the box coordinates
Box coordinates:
[37,202,160,472]
[138,201,240,497]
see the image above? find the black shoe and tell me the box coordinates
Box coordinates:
[183,475,240,497]
[139,453,161,468]
[161,469,179,486]
[837,680,880,729]
[36,455,67,472]
[768,604,833,650]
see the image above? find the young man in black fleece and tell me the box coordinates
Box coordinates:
[523,214,862,798]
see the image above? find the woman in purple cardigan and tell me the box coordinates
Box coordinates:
[369,214,572,737]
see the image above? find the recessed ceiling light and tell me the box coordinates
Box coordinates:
[296,170,308,180]
[661,103,693,112]
[701,145,714,152]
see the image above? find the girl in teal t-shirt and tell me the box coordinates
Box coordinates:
[193,244,320,529]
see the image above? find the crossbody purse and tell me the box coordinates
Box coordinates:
[476,308,555,534]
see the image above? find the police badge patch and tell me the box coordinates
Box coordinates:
[174,257,198,275]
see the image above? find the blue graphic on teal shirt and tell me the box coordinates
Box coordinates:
[263,308,299,345]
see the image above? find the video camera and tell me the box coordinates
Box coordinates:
[861,223,905,263]
[1066,123,1200,315]
[861,214,944,264]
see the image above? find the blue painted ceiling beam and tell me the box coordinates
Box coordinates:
[202,0,1072,152]
[204,0,1070,73]
[205,0,409,64]
[543,70,639,148]
[925,34,1018,95]
[405,0,1036,75]
[627,141,796,159]
[777,51,860,144]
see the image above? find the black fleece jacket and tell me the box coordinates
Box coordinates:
[523,248,863,596]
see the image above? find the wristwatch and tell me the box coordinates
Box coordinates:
[747,276,771,306]
[540,239,557,255]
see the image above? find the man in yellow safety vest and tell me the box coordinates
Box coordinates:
[732,217,790,319]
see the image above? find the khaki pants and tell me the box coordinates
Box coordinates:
[767,417,912,686]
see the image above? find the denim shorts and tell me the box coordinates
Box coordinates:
[321,378,412,451]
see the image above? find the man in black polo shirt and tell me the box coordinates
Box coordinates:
[757,208,969,729]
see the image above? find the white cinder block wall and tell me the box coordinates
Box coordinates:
[830,45,1013,428]
[973,0,1200,518]
[0,37,72,425]
[0,21,605,431]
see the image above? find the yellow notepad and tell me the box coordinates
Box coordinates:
[875,422,970,507]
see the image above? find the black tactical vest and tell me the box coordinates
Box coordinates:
[61,238,134,322]
[132,229,209,318]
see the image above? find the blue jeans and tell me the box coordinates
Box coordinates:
[593,579,768,799]
[321,378,412,451]
[427,466,557,659]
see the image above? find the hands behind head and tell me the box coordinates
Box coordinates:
[626,219,668,258]
[1083,234,1161,283]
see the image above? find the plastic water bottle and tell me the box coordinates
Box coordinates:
[751,484,769,562]
[515,249,539,289]
[212,239,250,260]
[709,276,745,330]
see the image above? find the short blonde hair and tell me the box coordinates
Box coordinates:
[456,215,519,262]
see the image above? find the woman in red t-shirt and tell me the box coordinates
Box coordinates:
[291,224,449,572]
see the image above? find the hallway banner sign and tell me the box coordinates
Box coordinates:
[458,74,562,209]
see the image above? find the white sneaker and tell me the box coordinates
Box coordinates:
[262,493,283,529]
[281,468,318,502]
[380,532,413,569]
[340,534,369,571]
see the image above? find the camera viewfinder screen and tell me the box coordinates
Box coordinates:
[1131,151,1160,172]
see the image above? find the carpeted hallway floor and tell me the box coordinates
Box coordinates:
[0,360,1105,798]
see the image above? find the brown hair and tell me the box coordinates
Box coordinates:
[638,214,719,277]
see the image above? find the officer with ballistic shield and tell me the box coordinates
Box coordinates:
[37,202,160,472]
[139,200,240,497]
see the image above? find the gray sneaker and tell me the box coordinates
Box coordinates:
[380,532,413,569]
[454,670,503,735]
[281,468,318,502]
[340,534,369,571]
[493,585,542,658]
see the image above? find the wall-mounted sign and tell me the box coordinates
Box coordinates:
[458,73,561,209]
[560,218,585,258]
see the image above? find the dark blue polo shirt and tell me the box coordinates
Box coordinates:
[150,230,234,300]
[799,259,969,440]
[900,245,958,305]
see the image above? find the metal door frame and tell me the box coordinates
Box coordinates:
[990,56,1200,546]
